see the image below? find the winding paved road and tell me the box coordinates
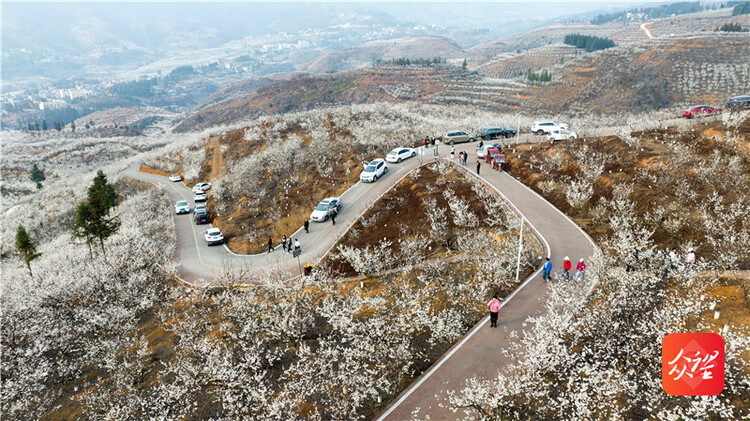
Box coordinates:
[123,151,433,286]
[377,142,596,420]
[125,116,702,416]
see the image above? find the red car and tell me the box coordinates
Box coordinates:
[682,105,721,118]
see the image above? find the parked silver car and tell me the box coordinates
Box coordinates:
[442,130,475,145]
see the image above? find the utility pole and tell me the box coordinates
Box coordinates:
[515,216,524,281]
[293,247,302,276]
[517,115,521,146]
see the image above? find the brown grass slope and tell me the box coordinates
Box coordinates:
[174,66,467,133]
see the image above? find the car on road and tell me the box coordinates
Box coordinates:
[547,128,578,142]
[194,204,207,214]
[310,197,341,222]
[204,228,224,245]
[169,174,182,182]
[175,200,190,214]
[360,158,388,182]
[477,142,501,158]
[478,126,516,140]
[385,148,416,163]
[194,191,207,202]
[682,105,721,118]
[192,182,212,193]
[442,130,475,145]
[531,121,568,135]
[194,209,210,224]
[725,95,750,110]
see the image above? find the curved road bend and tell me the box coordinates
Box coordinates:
[377,142,596,420]
[122,153,430,285]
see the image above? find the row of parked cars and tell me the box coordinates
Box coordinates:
[681,95,749,118]
[310,146,421,223]
[170,175,224,245]
[442,122,576,145]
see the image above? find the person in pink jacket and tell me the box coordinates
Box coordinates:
[487,295,502,328]
[574,258,586,284]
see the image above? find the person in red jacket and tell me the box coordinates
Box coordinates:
[487,295,502,328]
[562,256,572,281]
[574,258,586,284]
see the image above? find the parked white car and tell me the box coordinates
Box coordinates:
[194,191,207,202]
[204,228,224,245]
[385,148,416,163]
[169,174,182,182]
[547,129,578,142]
[310,197,341,222]
[531,121,568,135]
[194,204,207,214]
[192,182,212,193]
[360,158,388,182]
[175,200,190,214]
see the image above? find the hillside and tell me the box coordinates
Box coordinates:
[174,66,467,132]
[175,32,749,133]
[302,36,465,73]
[528,34,750,113]
[474,44,581,79]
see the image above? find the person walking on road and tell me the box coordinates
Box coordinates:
[450,146,456,160]
[330,208,337,225]
[304,218,310,233]
[476,160,481,175]
[562,256,571,281]
[281,235,288,252]
[487,295,502,328]
[574,258,586,284]
[479,139,484,149]
[294,239,301,253]
[542,257,552,282]
[267,236,273,253]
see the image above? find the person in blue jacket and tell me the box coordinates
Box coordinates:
[542,257,552,283]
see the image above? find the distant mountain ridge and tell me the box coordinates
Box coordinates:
[302,36,465,73]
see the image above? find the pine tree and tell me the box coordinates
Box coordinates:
[30,163,45,189]
[16,225,41,277]
[42,120,48,131]
[72,170,121,257]
[72,202,96,260]
[462,58,468,71]
[71,121,76,132]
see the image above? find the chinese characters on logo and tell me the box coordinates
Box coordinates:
[662,333,725,396]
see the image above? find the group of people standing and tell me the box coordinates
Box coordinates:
[542,256,587,284]
[423,136,439,156]
[266,218,311,255]
[450,147,468,166]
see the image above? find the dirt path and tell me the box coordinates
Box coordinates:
[641,22,654,39]
[207,136,224,181]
